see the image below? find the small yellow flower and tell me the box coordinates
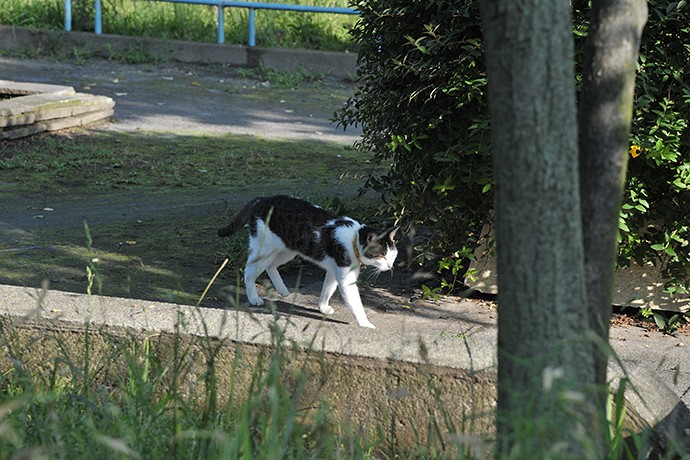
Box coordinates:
[629,144,642,158]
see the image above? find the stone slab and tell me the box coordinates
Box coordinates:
[0,92,114,126]
[0,79,75,97]
[0,108,114,140]
[609,361,690,452]
[466,226,690,313]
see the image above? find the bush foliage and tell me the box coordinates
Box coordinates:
[337,0,490,276]
[336,0,690,293]
[620,1,690,294]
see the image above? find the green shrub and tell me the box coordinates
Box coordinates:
[336,0,491,277]
[337,0,690,294]
[619,1,690,294]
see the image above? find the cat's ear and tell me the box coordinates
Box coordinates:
[387,226,400,243]
[366,231,378,246]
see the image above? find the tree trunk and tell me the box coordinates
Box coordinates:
[578,0,648,392]
[480,0,598,455]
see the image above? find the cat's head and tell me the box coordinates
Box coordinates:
[357,226,399,271]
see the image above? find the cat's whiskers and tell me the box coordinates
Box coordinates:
[363,266,383,284]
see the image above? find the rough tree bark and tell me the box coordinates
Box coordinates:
[578,0,648,392]
[480,0,647,456]
[479,0,596,455]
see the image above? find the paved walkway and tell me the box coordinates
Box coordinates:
[0,55,361,143]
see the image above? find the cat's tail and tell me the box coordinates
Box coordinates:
[218,197,260,237]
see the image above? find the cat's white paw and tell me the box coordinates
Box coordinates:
[359,321,376,329]
[275,286,290,297]
[319,305,335,315]
[248,295,264,306]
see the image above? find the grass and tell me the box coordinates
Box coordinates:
[0,0,357,51]
[0,131,371,194]
[236,64,326,88]
[0,314,385,459]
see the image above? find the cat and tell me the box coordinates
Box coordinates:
[218,195,398,329]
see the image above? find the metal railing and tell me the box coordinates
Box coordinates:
[63,0,358,46]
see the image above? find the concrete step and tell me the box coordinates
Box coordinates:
[0,79,76,97]
[0,107,115,140]
[0,92,115,127]
[0,79,115,139]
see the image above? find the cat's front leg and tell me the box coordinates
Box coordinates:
[336,268,376,329]
[266,267,290,297]
[245,280,264,306]
[318,270,338,315]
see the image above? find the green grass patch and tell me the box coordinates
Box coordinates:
[236,65,326,88]
[0,318,384,459]
[0,0,357,51]
[0,216,222,305]
[0,131,373,194]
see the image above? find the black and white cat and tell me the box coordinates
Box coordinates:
[218,195,398,329]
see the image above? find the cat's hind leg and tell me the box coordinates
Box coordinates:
[244,257,270,306]
[244,244,276,306]
[318,270,337,315]
[266,250,296,297]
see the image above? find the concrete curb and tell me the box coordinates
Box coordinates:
[609,362,690,451]
[0,25,358,79]
[0,283,497,449]
[1,281,688,451]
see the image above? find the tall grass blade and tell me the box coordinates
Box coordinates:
[197,258,229,306]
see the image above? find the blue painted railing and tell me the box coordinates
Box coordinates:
[63,0,358,46]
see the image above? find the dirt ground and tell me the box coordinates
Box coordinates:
[0,54,374,306]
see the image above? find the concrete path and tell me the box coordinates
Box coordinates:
[1,36,689,447]
[0,55,360,143]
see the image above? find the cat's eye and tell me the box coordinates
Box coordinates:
[365,246,385,258]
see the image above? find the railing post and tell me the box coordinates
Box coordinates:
[217,2,224,44]
[64,0,72,31]
[248,8,256,47]
[94,0,103,34]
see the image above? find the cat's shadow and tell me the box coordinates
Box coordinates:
[202,289,349,326]
[263,299,349,325]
